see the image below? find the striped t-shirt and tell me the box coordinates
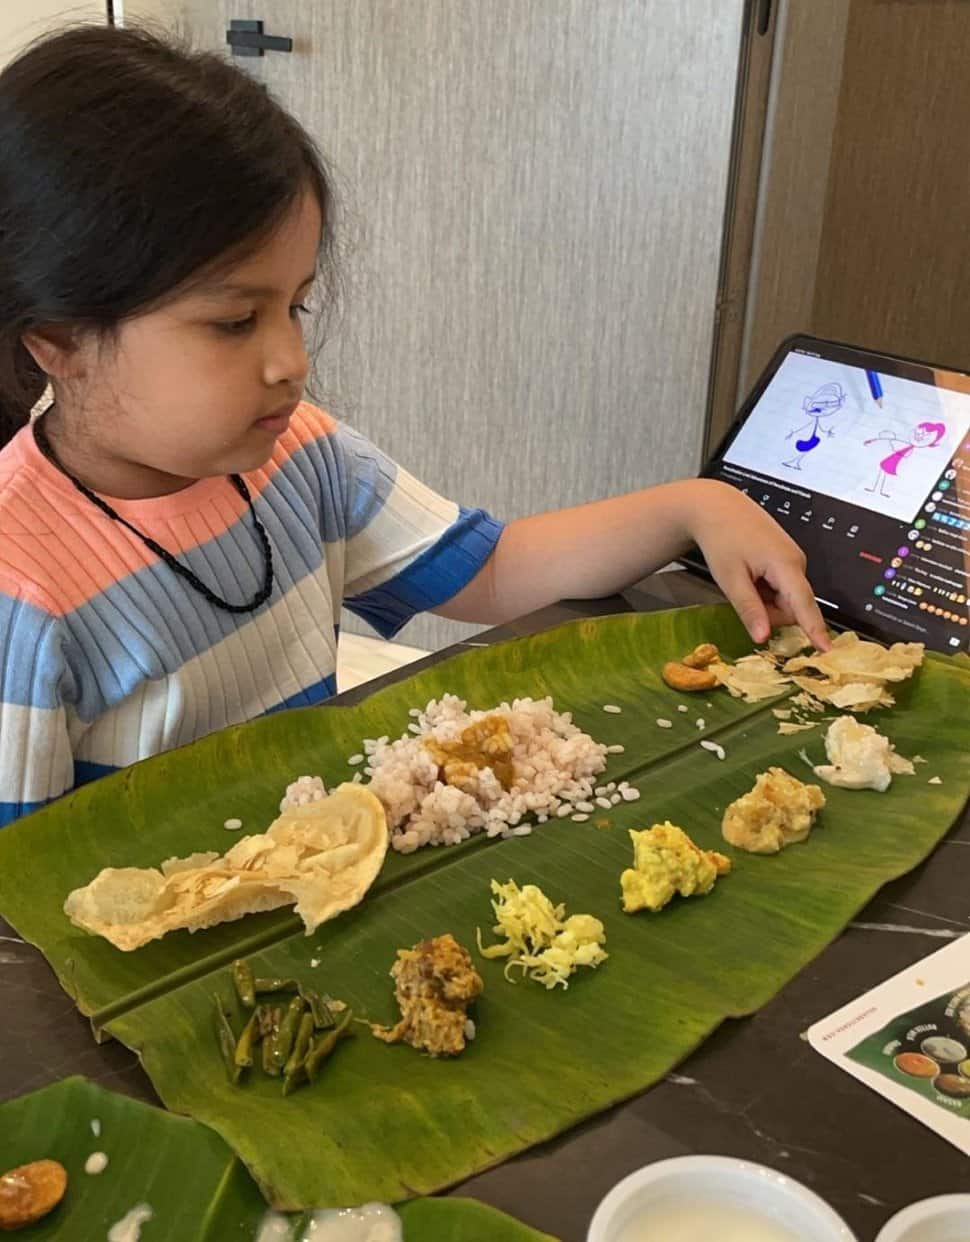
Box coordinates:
[0,403,503,826]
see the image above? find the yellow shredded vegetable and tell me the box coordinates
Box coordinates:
[476,879,607,990]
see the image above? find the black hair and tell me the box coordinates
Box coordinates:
[0,23,339,446]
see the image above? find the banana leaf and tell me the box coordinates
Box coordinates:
[0,605,967,1208]
[0,1076,557,1240]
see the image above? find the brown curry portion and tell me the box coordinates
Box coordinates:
[423,714,517,792]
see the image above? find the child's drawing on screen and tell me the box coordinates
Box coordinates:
[782,382,846,470]
[864,421,946,499]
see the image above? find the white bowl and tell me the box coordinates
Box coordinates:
[586,1155,857,1242]
[875,1195,970,1242]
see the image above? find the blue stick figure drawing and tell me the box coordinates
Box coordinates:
[782,382,846,470]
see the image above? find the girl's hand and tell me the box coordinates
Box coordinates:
[689,482,831,651]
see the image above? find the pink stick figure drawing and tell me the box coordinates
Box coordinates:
[864,421,946,498]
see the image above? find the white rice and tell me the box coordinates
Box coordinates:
[280,775,327,812]
[699,740,726,760]
[363,695,610,854]
[656,718,673,729]
[602,704,622,714]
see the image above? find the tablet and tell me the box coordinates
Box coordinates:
[687,335,970,654]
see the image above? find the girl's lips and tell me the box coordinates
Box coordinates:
[254,401,299,433]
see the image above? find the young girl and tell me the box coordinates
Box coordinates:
[0,26,827,827]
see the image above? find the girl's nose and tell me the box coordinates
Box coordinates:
[263,317,309,389]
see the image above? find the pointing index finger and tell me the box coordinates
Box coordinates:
[780,571,830,651]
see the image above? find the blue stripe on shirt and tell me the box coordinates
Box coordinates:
[74,759,119,787]
[1,761,115,827]
[339,425,398,536]
[0,799,45,827]
[346,507,504,639]
[0,599,65,709]
[264,674,337,714]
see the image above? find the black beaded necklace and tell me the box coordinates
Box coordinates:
[33,413,274,615]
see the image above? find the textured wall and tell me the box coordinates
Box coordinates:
[0,2,104,66]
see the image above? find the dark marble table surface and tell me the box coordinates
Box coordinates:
[1,572,966,1242]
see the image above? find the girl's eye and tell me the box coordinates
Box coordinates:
[213,304,308,336]
[215,314,256,336]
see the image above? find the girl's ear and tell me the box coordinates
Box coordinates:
[21,324,86,381]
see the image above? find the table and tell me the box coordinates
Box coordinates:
[1,573,966,1242]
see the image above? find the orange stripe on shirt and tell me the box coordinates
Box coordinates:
[0,402,339,613]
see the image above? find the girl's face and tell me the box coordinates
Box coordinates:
[50,189,321,498]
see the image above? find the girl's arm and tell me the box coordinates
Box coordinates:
[434,478,830,649]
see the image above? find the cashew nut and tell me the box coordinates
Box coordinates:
[662,661,718,692]
[682,643,720,670]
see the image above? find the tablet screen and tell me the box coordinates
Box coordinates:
[701,337,970,653]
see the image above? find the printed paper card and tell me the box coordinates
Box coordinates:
[808,934,970,1155]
